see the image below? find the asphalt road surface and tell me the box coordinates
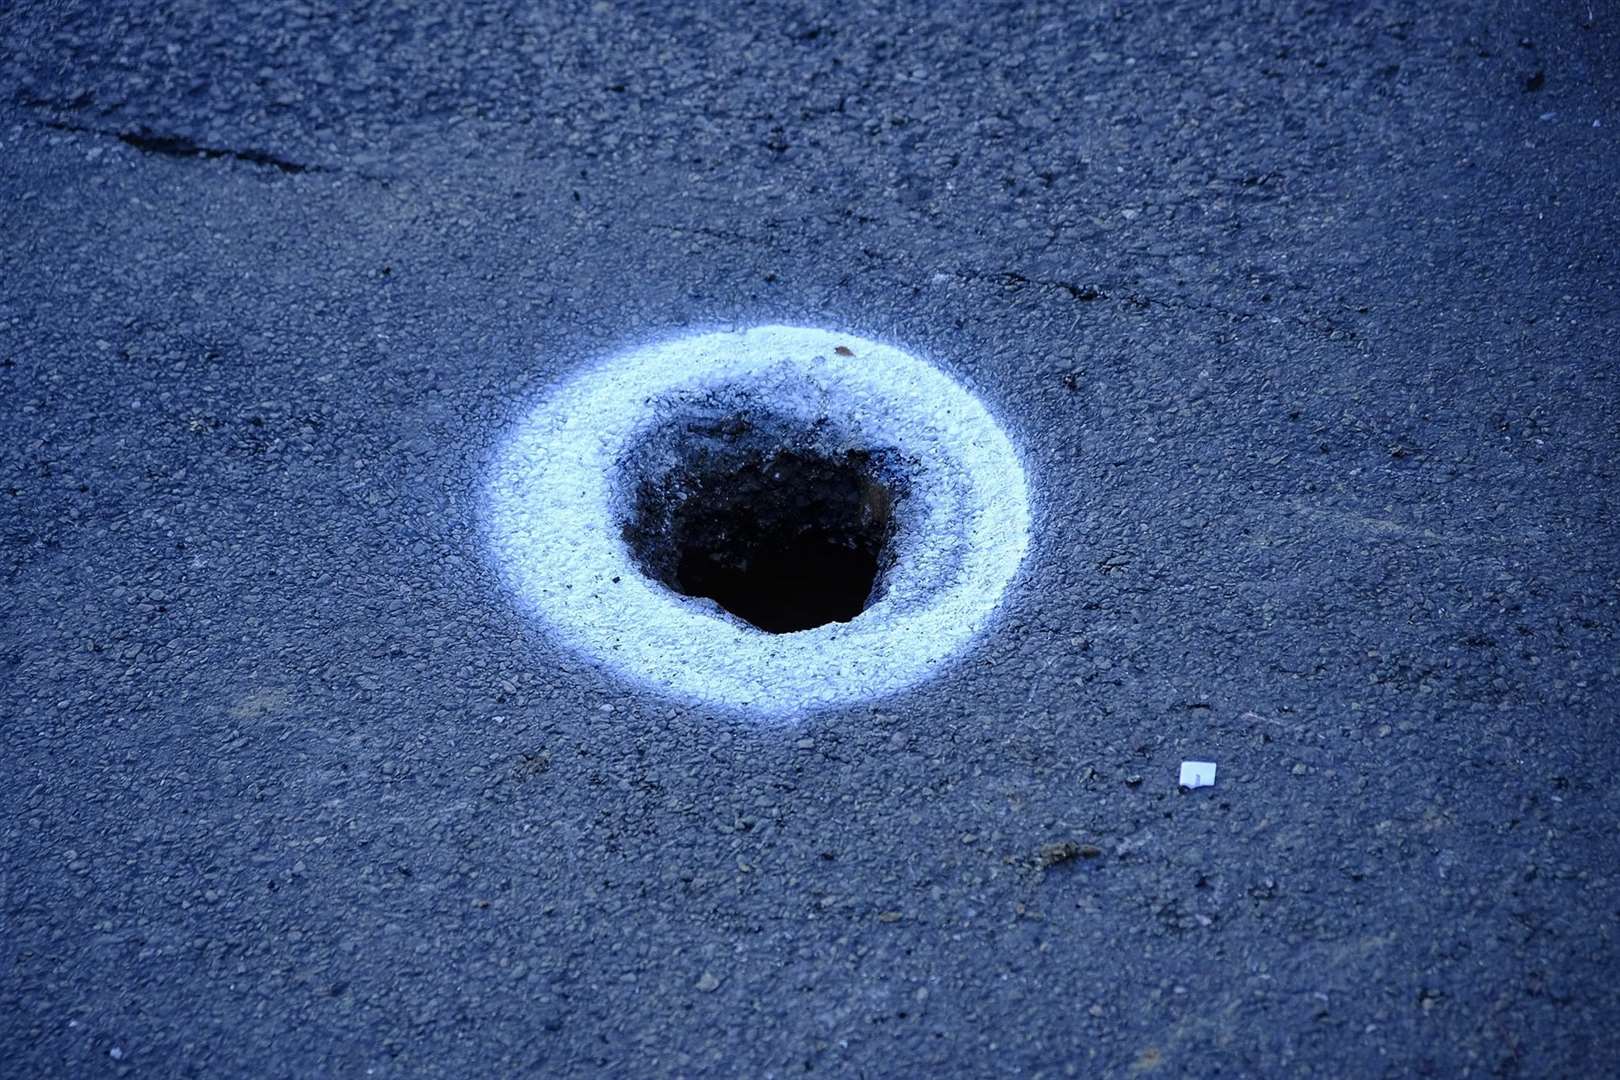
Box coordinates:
[4,2,1618,1076]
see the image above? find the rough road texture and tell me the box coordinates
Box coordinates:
[3,1,1617,1076]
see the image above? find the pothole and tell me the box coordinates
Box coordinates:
[485,325,1031,717]
[619,411,908,634]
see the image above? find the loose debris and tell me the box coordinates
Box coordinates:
[1034,840,1104,869]
[1179,761,1217,789]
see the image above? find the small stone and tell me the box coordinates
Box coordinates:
[696,972,720,992]
[796,738,814,749]
[878,911,902,923]
[1292,763,1309,776]
[1037,840,1081,867]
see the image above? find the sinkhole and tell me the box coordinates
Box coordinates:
[485,324,1032,714]
[618,412,906,634]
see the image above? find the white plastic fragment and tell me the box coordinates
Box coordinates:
[1179,761,1217,789]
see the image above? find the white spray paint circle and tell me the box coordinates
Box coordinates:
[485,325,1031,717]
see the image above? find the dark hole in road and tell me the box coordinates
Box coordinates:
[621,414,901,634]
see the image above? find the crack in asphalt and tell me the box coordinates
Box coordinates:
[998,271,1107,302]
[32,115,400,184]
[112,127,311,174]
[44,120,313,174]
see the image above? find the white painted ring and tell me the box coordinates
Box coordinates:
[485,325,1031,717]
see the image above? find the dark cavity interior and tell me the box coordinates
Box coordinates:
[620,414,901,635]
